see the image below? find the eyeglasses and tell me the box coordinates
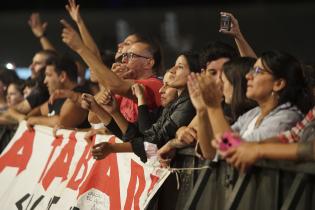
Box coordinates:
[122,52,152,61]
[249,66,273,77]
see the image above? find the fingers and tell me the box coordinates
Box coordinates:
[60,19,72,29]
[52,124,63,137]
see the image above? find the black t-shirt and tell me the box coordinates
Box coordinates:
[26,80,49,109]
[48,85,90,128]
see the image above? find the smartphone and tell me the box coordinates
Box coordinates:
[220,14,231,31]
[219,131,241,151]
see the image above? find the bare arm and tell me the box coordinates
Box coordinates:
[219,12,257,58]
[61,20,133,97]
[28,13,55,51]
[59,99,88,128]
[65,0,101,59]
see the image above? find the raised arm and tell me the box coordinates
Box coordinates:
[28,13,55,51]
[65,0,101,60]
[219,12,257,58]
[61,20,133,96]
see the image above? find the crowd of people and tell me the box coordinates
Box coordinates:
[1,1,315,209]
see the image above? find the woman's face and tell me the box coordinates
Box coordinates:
[222,72,233,104]
[159,71,178,107]
[168,55,191,90]
[246,58,275,103]
[6,84,24,107]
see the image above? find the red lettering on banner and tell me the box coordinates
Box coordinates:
[41,132,77,190]
[67,136,95,190]
[0,130,35,175]
[38,135,63,183]
[78,136,121,210]
[124,160,146,210]
[147,174,160,194]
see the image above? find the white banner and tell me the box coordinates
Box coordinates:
[0,121,170,210]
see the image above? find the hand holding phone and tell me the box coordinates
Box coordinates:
[220,14,232,31]
[219,131,241,151]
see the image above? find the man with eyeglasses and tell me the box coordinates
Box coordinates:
[61,20,163,123]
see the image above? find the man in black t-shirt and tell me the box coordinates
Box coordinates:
[26,56,89,129]
[2,50,57,123]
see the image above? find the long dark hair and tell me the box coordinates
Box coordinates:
[181,51,201,73]
[261,50,314,114]
[223,57,257,120]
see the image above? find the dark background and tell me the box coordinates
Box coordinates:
[1,0,314,74]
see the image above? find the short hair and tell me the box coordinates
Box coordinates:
[199,41,238,68]
[261,50,314,114]
[46,55,78,83]
[136,34,163,74]
[37,50,58,65]
[0,69,20,86]
[223,57,257,120]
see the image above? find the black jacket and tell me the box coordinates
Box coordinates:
[129,89,196,162]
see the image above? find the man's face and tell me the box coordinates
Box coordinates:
[29,53,47,79]
[121,42,153,79]
[204,57,230,83]
[44,65,62,95]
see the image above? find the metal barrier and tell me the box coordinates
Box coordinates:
[183,159,315,210]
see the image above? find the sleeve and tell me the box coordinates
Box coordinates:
[243,110,302,142]
[137,105,161,133]
[130,99,195,162]
[278,108,315,143]
[106,118,123,139]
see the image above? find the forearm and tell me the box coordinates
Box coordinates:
[111,111,129,134]
[234,32,257,58]
[77,45,129,95]
[258,143,298,161]
[39,36,56,51]
[6,109,26,122]
[76,19,102,60]
[110,142,133,153]
[29,116,60,127]
[197,108,216,159]
[207,107,231,135]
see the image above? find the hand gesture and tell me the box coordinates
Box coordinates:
[111,62,135,79]
[65,0,82,23]
[28,13,47,38]
[96,89,118,114]
[49,89,73,104]
[187,73,207,111]
[91,142,113,160]
[219,12,241,38]
[198,73,223,108]
[131,83,146,100]
[61,19,84,51]
[81,93,100,113]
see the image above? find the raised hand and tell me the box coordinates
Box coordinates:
[197,73,223,108]
[187,73,207,111]
[28,13,48,38]
[65,0,82,23]
[219,12,241,38]
[61,19,84,51]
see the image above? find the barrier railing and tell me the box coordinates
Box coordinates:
[183,159,315,210]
